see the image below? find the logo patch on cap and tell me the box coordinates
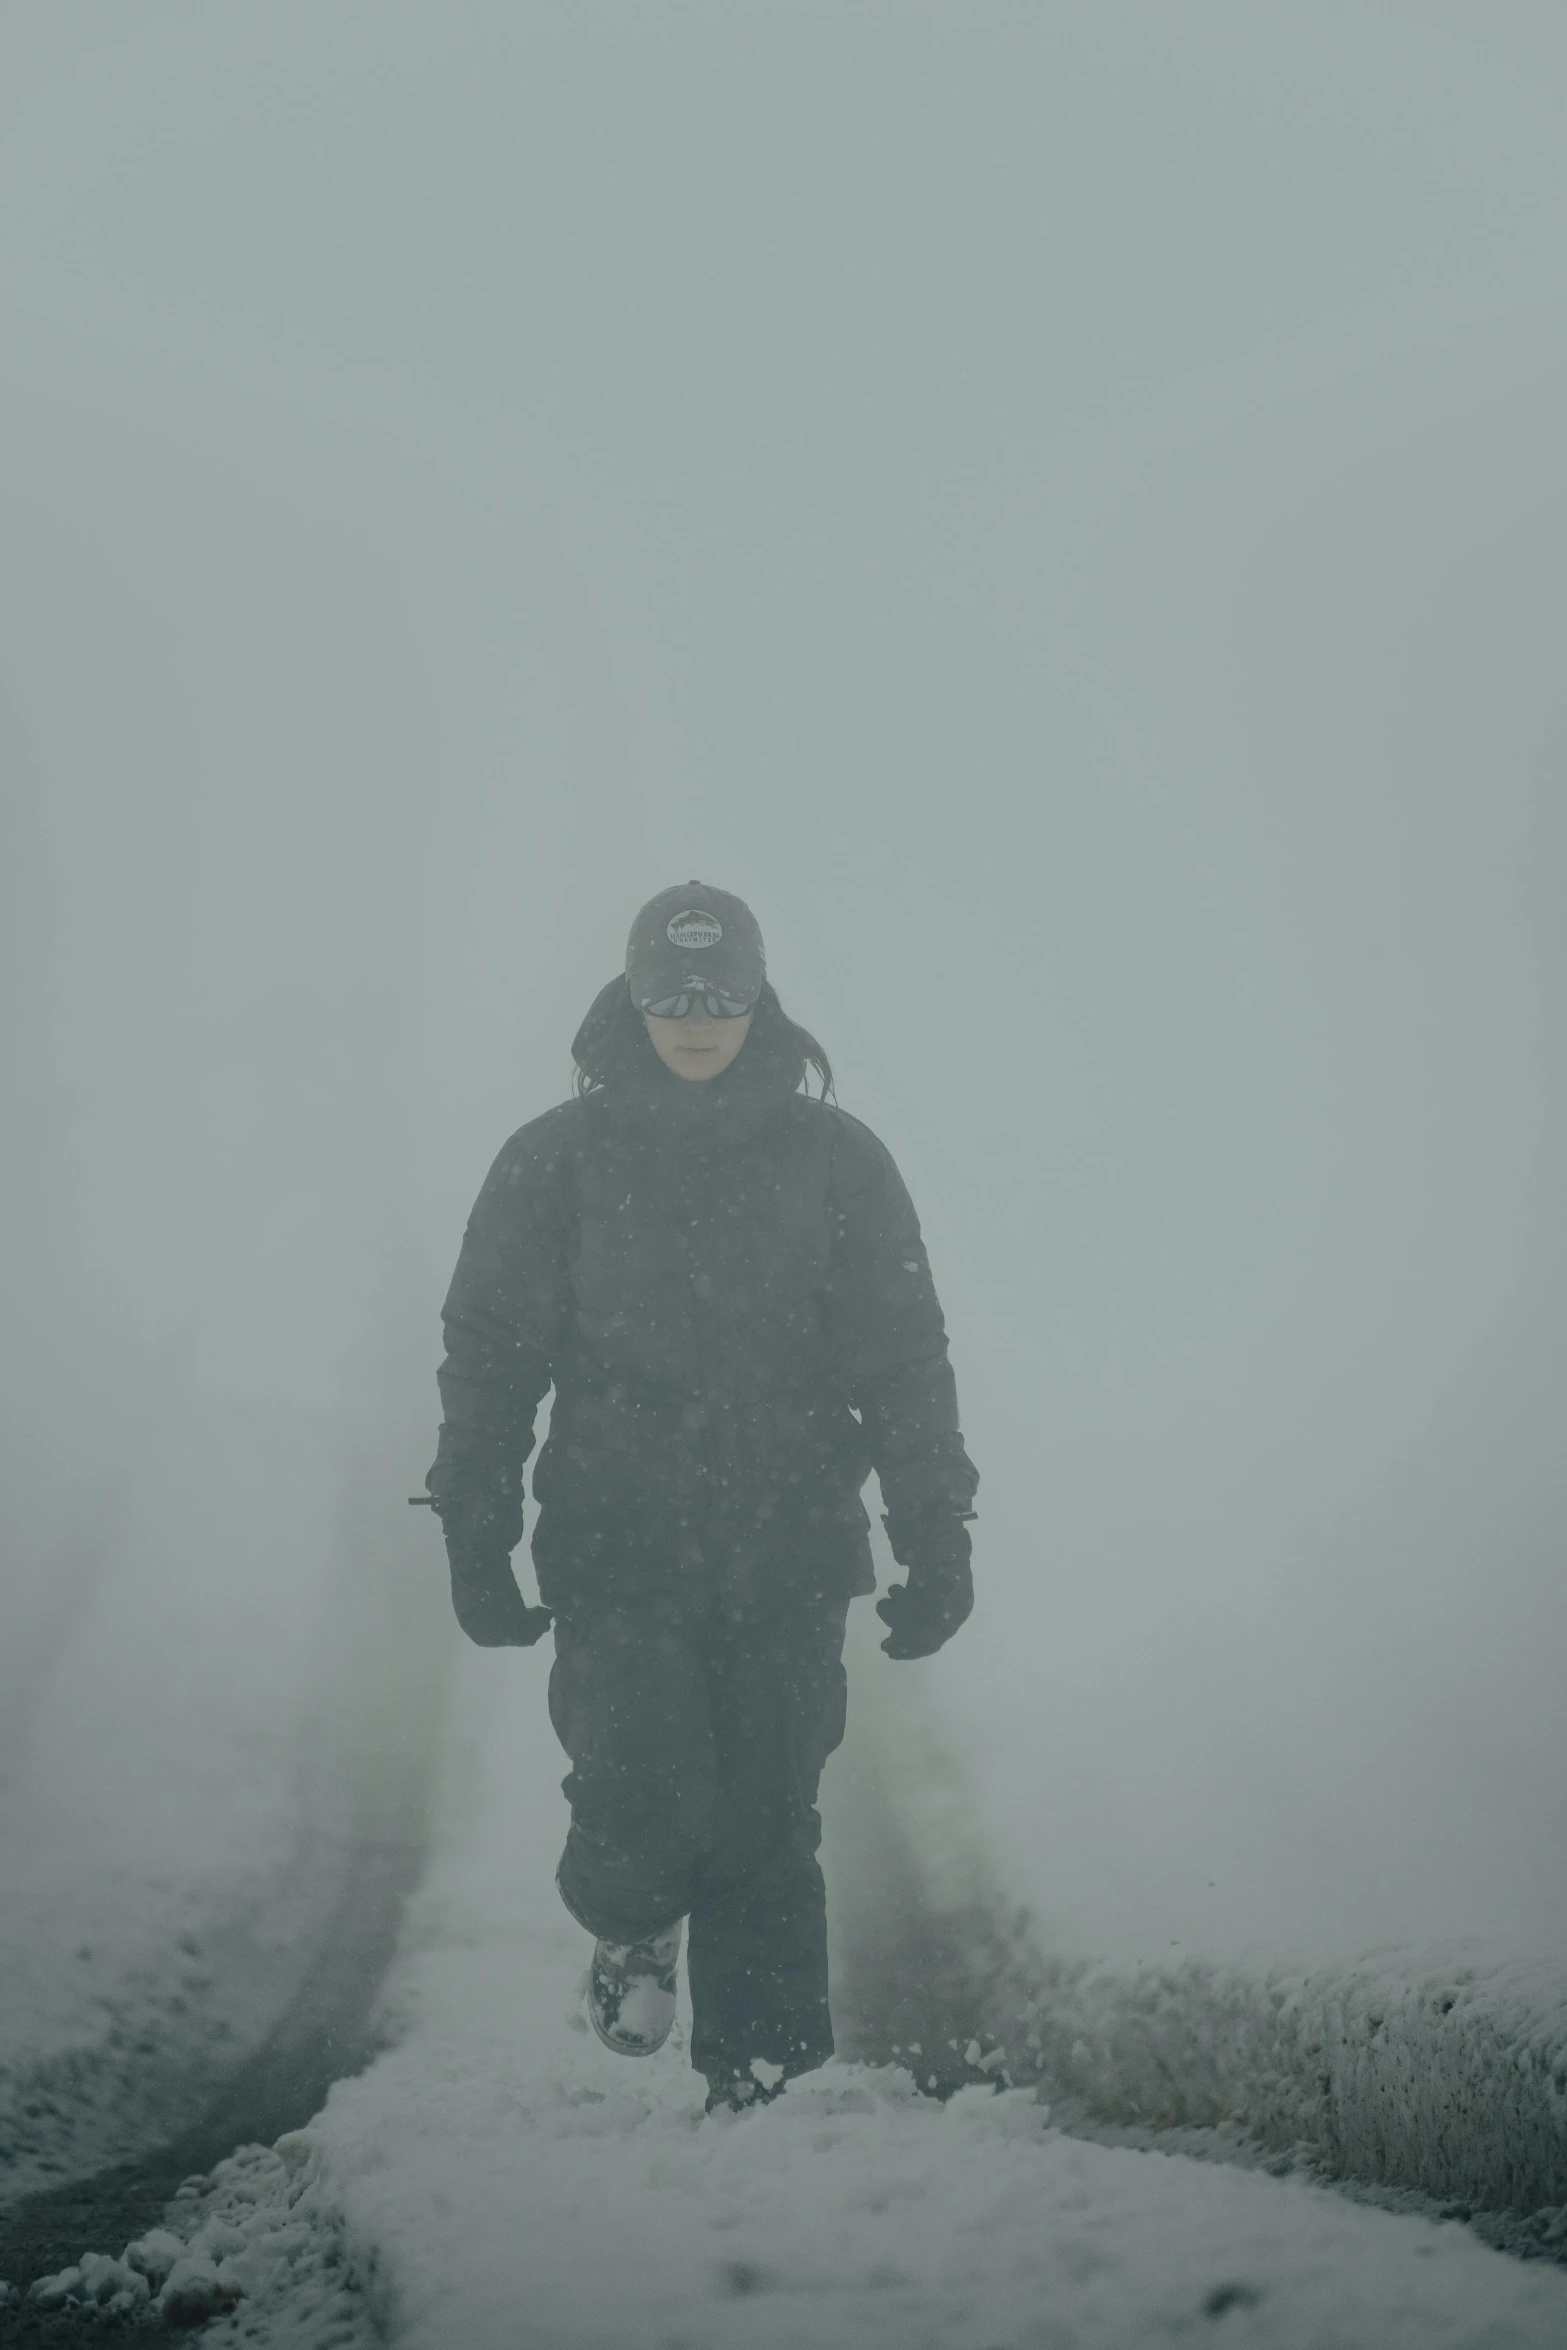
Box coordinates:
[666,909,722,949]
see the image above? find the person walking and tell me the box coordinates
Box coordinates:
[422,882,978,2112]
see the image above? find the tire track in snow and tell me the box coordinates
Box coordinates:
[0,1454,452,2328]
[824,1614,1042,2098]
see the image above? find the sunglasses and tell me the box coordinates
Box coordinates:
[640,986,756,1020]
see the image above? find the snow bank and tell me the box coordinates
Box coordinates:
[862,1664,1567,2228]
[997,1945,1567,2222]
[17,2146,372,2344]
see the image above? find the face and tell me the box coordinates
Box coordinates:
[644,1009,752,1082]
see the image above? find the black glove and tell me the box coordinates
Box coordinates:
[445,1539,553,1648]
[427,1486,552,1649]
[876,1511,974,1660]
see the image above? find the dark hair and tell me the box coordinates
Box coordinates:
[572,977,834,1102]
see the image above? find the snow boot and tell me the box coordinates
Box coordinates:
[586,1922,682,2056]
[703,2062,787,2115]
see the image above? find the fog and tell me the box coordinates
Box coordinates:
[3,0,1564,2047]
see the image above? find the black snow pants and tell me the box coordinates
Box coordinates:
[548,1588,850,2089]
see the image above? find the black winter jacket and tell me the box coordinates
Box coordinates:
[427,991,977,1614]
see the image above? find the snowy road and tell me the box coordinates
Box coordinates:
[0,1405,450,2313]
[46,1629,1558,2350]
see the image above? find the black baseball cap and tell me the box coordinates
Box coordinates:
[625,882,767,1012]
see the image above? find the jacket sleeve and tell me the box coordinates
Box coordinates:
[823,1114,979,1522]
[426,1109,575,1539]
